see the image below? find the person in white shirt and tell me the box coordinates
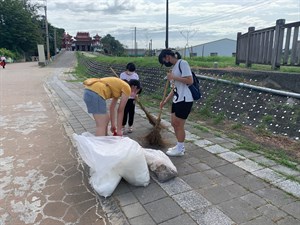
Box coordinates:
[120,63,140,133]
[158,49,193,156]
[1,56,6,69]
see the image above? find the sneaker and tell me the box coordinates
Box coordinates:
[128,127,133,133]
[166,146,185,157]
[122,127,126,134]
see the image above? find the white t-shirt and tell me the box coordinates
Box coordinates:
[120,72,139,81]
[171,59,193,103]
[119,72,139,99]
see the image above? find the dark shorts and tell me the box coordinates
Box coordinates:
[83,89,107,114]
[171,101,193,119]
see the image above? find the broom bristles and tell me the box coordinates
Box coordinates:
[136,99,157,126]
[145,126,165,147]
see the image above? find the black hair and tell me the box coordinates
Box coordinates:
[128,79,141,89]
[126,62,136,72]
[158,49,182,65]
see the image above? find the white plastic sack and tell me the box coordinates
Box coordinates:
[73,132,150,197]
[144,148,178,182]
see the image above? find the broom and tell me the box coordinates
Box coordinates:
[146,79,170,147]
[110,66,159,126]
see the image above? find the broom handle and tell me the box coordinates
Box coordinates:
[156,79,170,122]
[110,67,119,78]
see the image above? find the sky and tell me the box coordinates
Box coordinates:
[33,0,300,49]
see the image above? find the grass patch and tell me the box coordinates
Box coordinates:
[193,124,210,132]
[233,135,299,170]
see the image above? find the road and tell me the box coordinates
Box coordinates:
[0,52,108,225]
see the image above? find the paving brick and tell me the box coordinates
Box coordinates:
[234,159,264,172]
[274,180,300,198]
[255,188,295,208]
[281,201,300,220]
[159,214,197,225]
[276,216,300,225]
[122,202,147,219]
[240,193,267,208]
[198,183,249,205]
[218,151,246,163]
[218,198,261,224]
[155,177,192,196]
[239,215,276,225]
[257,204,287,222]
[190,206,235,225]
[131,182,167,204]
[201,155,229,168]
[252,168,285,184]
[172,190,211,212]
[144,197,184,224]
[215,163,248,178]
[128,214,156,225]
[204,144,229,154]
[114,192,138,207]
[231,174,270,192]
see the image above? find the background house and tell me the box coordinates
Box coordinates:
[179,38,237,57]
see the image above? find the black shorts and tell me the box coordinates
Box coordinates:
[171,101,193,119]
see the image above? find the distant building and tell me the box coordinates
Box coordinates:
[179,38,237,57]
[61,32,73,50]
[125,48,148,56]
[70,32,102,51]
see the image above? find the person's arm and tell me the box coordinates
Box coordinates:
[109,98,118,134]
[160,90,174,109]
[167,71,193,85]
[116,93,129,135]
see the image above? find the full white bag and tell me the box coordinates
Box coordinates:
[144,148,178,182]
[73,132,150,197]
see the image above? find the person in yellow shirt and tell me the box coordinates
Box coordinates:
[83,77,139,136]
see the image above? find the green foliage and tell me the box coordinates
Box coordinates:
[0,0,43,58]
[101,34,126,56]
[0,0,65,60]
[0,48,16,58]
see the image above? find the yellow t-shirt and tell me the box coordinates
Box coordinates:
[84,77,131,99]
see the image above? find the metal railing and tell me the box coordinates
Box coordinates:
[236,19,300,69]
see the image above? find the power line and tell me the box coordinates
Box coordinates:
[175,0,277,26]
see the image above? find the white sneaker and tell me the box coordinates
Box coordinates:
[166,146,185,157]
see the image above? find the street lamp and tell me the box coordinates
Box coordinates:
[165,0,169,48]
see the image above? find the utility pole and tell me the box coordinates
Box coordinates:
[44,1,50,61]
[134,27,137,57]
[54,28,57,55]
[165,0,169,48]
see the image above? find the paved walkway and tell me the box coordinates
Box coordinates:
[1,51,300,225]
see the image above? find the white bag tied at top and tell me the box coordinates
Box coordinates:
[73,132,150,197]
[144,148,178,182]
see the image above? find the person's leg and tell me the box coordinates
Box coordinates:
[167,101,192,156]
[171,113,186,143]
[93,113,109,136]
[128,99,135,127]
[122,102,129,127]
[83,89,108,136]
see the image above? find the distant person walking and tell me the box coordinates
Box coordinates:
[120,63,140,133]
[1,55,6,69]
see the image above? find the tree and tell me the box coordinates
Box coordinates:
[0,0,43,59]
[101,34,125,56]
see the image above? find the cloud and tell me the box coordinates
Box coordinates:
[34,0,300,49]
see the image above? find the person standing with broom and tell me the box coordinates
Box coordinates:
[158,49,194,156]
